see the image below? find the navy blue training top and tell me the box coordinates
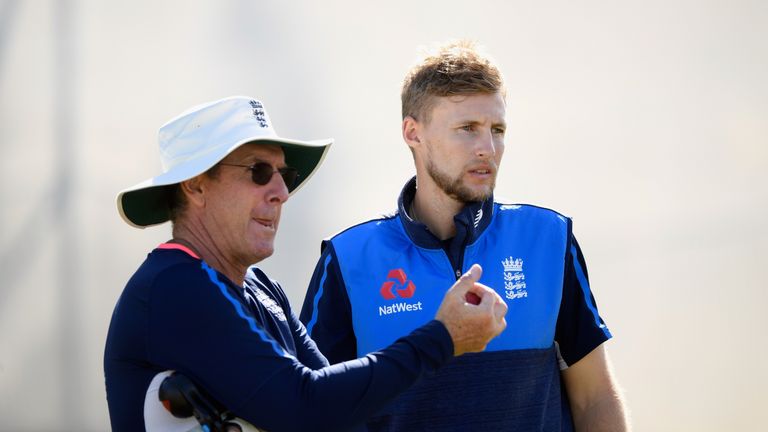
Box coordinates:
[104,244,453,432]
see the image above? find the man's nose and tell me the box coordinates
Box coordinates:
[475,129,496,158]
[266,172,290,204]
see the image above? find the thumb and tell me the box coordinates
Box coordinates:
[456,264,483,289]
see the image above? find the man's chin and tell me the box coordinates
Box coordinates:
[248,246,275,265]
[454,185,494,203]
[462,176,495,197]
[428,166,495,203]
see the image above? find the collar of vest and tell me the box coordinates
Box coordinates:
[396,176,495,249]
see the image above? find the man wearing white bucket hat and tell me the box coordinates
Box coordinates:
[104,96,508,432]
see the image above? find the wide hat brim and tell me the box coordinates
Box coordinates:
[116,136,331,228]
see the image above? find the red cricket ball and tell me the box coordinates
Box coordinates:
[465,291,481,305]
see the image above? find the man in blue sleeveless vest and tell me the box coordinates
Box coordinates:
[105,96,508,431]
[299,41,630,431]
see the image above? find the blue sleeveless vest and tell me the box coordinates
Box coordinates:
[328,202,576,431]
[331,203,570,356]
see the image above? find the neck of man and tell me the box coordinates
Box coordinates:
[171,221,249,287]
[412,176,464,241]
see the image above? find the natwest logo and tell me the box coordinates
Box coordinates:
[379,269,416,300]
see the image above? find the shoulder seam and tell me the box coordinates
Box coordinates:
[328,213,399,240]
[494,201,570,220]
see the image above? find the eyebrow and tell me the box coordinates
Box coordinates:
[455,119,507,128]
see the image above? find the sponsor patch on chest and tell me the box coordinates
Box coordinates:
[377,268,424,316]
[378,301,424,316]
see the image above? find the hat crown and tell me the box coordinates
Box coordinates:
[157,96,279,172]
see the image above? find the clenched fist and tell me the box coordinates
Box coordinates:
[434,264,507,356]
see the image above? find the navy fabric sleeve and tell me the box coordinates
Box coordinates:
[149,261,453,432]
[254,272,330,370]
[289,311,329,370]
[554,234,613,367]
[300,242,358,363]
[239,320,452,432]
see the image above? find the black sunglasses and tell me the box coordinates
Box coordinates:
[218,162,299,189]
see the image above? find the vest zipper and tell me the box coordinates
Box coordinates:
[453,239,468,280]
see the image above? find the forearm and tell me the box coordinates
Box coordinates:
[563,344,630,432]
[235,320,453,432]
[571,390,630,432]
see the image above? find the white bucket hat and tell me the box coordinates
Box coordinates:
[117,96,332,228]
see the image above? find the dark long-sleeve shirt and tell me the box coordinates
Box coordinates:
[104,244,453,432]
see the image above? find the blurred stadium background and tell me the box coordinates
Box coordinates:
[1,0,766,430]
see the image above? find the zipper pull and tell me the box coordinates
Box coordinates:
[455,269,461,280]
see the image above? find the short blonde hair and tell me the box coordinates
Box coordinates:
[401,40,505,123]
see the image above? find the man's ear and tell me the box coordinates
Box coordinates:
[402,116,422,150]
[179,175,206,208]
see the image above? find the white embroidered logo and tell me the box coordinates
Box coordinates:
[502,257,527,300]
[473,208,483,228]
[244,286,287,321]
